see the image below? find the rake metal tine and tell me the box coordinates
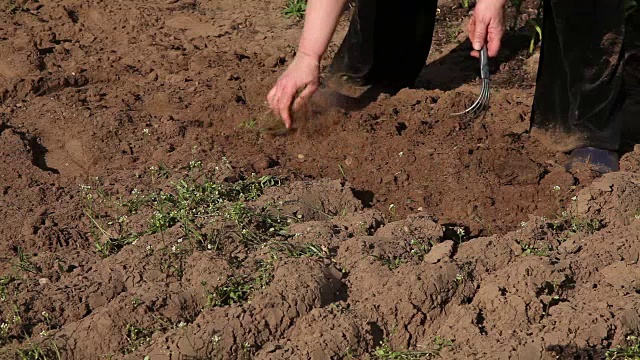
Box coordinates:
[451,46,491,117]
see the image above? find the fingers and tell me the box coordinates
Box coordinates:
[267,86,277,109]
[487,26,504,57]
[292,82,318,112]
[468,16,479,58]
[471,15,488,51]
[278,84,297,128]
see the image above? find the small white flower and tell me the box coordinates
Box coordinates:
[635,214,640,220]
[149,166,158,171]
[171,245,177,252]
[389,204,396,211]
[541,216,548,222]
[398,151,404,157]
[455,227,465,237]
[177,321,187,328]
[212,335,221,343]
[146,245,152,251]
[177,238,183,243]
[520,221,528,228]
[41,311,48,317]
[553,185,561,192]
[571,196,578,201]
[131,188,140,195]
[561,211,569,217]
[207,244,213,250]
[143,128,150,135]
[40,330,48,337]
[79,184,91,191]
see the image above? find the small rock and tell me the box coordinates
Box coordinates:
[424,240,454,264]
[38,278,50,285]
[297,154,305,159]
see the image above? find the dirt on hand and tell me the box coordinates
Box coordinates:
[1,0,640,359]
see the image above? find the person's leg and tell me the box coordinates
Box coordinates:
[621,8,640,142]
[530,0,626,168]
[326,0,438,97]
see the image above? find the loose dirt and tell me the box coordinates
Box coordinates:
[1,0,640,359]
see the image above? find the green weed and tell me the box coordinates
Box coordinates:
[123,323,153,355]
[14,247,41,275]
[84,169,285,257]
[527,18,542,53]
[520,242,550,257]
[409,238,433,261]
[372,255,404,270]
[373,336,453,359]
[283,0,306,19]
[607,335,640,360]
[267,241,330,259]
[13,341,62,360]
[206,260,274,308]
[239,118,257,129]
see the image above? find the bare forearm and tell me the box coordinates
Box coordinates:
[297,0,349,62]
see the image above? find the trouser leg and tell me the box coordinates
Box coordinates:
[327,0,438,95]
[621,9,640,141]
[531,0,626,152]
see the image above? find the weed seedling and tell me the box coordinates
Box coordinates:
[373,338,438,359]
[14,247,41,275]
[527,18,542,53]
[520,242,550,257]
[606,335,640,360]
[372,255,404,270]
[409,238,432,261]
[123,323,153,354]
[208,261,274,308]
[14,341,62,360]
[283,0,307,19]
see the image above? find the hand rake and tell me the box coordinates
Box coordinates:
[452,45,490,118]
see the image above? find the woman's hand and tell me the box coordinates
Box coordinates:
[468,0,506,58]
[266,0,348,128]
[267,52,320,128]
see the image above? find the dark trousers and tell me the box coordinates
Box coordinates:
[328,0,637,151]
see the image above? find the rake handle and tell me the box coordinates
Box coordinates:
[480,45,490,80]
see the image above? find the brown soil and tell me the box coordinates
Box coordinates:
[1,0,640,359]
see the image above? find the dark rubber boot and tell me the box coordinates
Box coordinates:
[565,147,620,173]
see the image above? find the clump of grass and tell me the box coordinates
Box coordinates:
[606,335,640,360]
[283,0,306,19]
